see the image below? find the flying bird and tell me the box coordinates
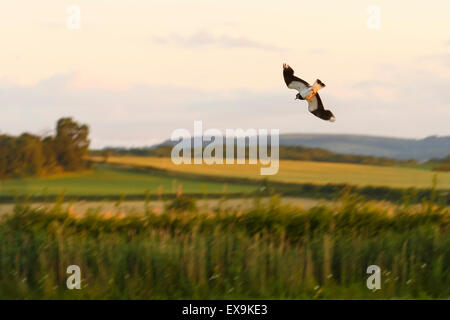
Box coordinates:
[283,63,335,122]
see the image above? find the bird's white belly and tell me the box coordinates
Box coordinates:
[308,100,317,112]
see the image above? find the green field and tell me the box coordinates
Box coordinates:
[2,159,449,206]
[0,165,257,198]
[94,156,450,189]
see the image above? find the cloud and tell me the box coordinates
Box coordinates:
[153,31,285,51]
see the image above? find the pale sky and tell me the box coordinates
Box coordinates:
[0,0,449,148]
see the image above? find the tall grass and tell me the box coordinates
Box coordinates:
[0,193,448,299]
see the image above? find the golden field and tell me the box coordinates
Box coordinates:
[92,156,450,189]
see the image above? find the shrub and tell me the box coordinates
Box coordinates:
[165,195,197,212]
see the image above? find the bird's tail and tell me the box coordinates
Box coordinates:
[313,109,336,122]
[324,109,335,122]
[327,111,336,122]
[312,79,326,93]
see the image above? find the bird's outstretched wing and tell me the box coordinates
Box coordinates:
[308,93,336,122]
[307,93,324,112]
[283,63,309,92]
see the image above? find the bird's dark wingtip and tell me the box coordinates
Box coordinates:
[317,79,326,87]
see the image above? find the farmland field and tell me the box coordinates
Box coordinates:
[0,165,257,198]
[2,160,449,206]
[0,158,448,299]
[92,156,450,189]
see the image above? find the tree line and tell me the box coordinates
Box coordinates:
[427,154,450,172]
[0,118,90,178]
[93,145,418,167]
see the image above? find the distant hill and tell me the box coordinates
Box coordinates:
[277,134,450,161]
[154,133,450,162]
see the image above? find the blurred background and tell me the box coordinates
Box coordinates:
[0,0,449,299]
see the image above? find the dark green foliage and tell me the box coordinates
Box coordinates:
[165,195,197,212]
[53,118,90,171]
[91,145,174,158]
[0,118,90,178]
[278,146,415,166]
[427,154,450,172]
[0,194,448,299]
[427,154,450,171]
[428,154,450,165]
[434,165,450,172]
[91,145,417,166]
